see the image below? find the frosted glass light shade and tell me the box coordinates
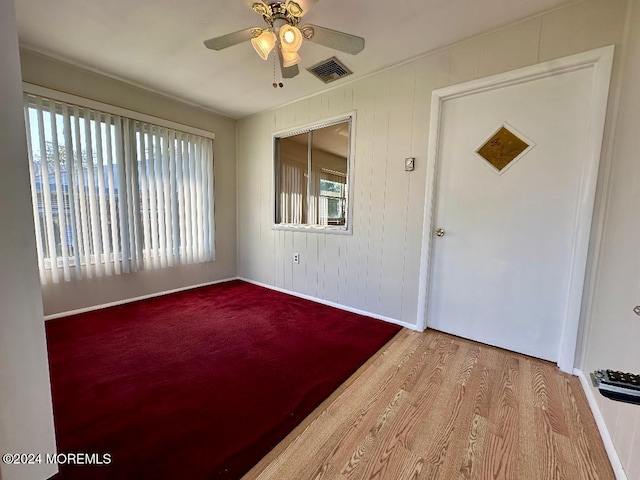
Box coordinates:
[279,24,303,53]
[251,30,276,60]
[281,49,301,67]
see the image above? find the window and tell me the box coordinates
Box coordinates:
[274,114,354,232]
[23,93,215,284]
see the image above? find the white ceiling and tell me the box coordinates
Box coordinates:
[15,0,570,119]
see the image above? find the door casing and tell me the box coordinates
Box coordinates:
[416,46,614,373]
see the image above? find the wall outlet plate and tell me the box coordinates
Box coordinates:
[293,253,300,264]
[405,157,415,171]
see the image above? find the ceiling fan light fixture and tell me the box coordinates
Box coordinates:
[281,49,301,67]
[251,29,276,60]
[251,2,268,16]
[279,24,303,53]
[286,1,303,17]
[203,0,366,81]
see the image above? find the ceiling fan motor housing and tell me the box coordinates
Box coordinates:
[253,1,301,27]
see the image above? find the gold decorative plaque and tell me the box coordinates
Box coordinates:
[476,126,530,172]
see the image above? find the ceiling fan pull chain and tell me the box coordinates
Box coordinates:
[272,53,284,88]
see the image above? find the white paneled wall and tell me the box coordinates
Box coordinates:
[238,0,628,328]
[579,1,640,478]
[238,1,640,475]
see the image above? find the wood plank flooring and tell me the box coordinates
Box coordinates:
[243,329,614,480]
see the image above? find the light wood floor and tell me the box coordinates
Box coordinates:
[244,328,614,480]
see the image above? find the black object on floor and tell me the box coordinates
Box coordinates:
[591,369,640,405]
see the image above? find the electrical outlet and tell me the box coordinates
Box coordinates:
[293,253,300,264]
[405,157,415,171]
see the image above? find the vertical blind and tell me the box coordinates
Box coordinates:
[279,160,347,226]
[279,160,306,224]
[23,93,215,284]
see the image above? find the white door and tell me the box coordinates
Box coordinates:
[425,55,610,363]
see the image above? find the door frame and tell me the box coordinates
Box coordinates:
[416,46,614,372]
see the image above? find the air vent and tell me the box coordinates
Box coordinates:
[307,57,352,84]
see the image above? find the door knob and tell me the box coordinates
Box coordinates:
[435,228,445,237]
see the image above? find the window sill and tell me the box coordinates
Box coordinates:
[272,224,353,235]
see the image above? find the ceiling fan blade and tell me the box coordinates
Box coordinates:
[300,24,364,55]
[278,48,299,78]
[292,0,317,16]
[204,27,262,50]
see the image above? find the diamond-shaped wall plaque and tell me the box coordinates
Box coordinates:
[476,125,531,173]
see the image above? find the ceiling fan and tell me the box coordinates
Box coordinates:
[203,0,365,80]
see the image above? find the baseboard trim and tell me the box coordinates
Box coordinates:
[238,277,420,331]
[45,276,420,332]
[573,368,627,480]
[43,277,239,320]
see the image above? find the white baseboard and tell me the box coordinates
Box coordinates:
[238,277,419,331]
[44,277,239,320]
[573,368,627,480]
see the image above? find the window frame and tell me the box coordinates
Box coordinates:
[22,83,215,141]
[272,111,356,235]
[22,84,216,284]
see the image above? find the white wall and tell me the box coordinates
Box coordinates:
[19,49,238,316]
[578,0,640,478]
[237,0,628,328]
[0,0,57,478]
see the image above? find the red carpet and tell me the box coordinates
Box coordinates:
[45,280,401,479]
